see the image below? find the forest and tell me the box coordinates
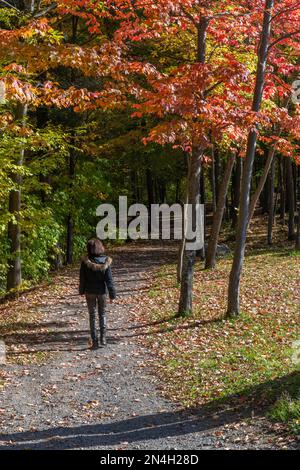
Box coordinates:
[0,0,299,452]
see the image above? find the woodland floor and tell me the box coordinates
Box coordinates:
[0,237,299,450]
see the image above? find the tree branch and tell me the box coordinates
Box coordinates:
[179,5,198,27]
[33,2,57,18]
[271,1,300,21]
[269,29,300,49]
[0,0,20,11]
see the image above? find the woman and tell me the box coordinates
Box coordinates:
[79,238,116,349]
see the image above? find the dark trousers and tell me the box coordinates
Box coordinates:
[86,294,107,344]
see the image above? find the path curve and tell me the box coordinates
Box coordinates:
[0,243,293,449]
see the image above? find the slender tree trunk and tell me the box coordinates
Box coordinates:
[158,180,166,203]
[296,166,300,250]
[6,0,35,291]
[146,169,155,207]
[293,163,297,210]
[248,147,276,223]
[178,147,202,315]
[66,214,74,264]
[199,166,206,259]
[130,170,137,203]
[232,154,242,228]
[260,154,269,214]
[227,0,274,317]
[66,150,75,264]
[65,16,80,265]
[177,15,208,314]
[279,157,286,223]
[7,103,28,291]
[205,153,236,269]
[296,203,300,251]
[211,146,217,213]
[177,190,189,283]
[286,158,295,240]
[215,148,220,201]
[267,156,275,245]
[175,179,180,203]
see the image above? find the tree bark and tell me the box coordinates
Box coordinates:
[215,148,220,202]
[177,192,188,283]
[227,0,274,317]
[296,203,300,251]
[286,158,295,240]
[267,156,275,245]
[248,147,276,223]
[7,103,28,291]
[6,0,35,291]
[296,165,300,250]
[177,15,208,314]
[178,147,202,315]
[66,150,75,264]
[205,153,236,269]
[279,157,286,223]
[65,17,80,265]
[146,169,155,207]
[232,153,242,228]
[211,146,217,214]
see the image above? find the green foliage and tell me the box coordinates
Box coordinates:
[269,392,300,435]
[0,8,22,29]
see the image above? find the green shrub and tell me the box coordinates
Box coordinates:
[269,393,300,434]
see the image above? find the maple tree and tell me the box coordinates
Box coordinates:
[86,0,300,315]
[108,0,258,315]
[0,0,126,289]
[0,0,299,307]
[0,0,300,447]
[227,0,300,317]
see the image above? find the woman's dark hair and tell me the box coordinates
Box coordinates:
[87,238,105,257]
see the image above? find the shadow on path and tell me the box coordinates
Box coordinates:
[3,315,225,354]
[0,372,298,449]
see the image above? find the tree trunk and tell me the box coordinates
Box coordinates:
[178,147,202,315]
[215,148,220,202]
[296,165,300,250]
[267,156,275,245]
[6,0,35,291]
[66,150,75,264]
[279,157,286,223]
[7,103,28,291]
[65,17,79,265]
[211,146,217,213]
[296,203,300,251]
[227,0,274,317]
[177,15,208,313]
[248,147,276,223]
[146,169,155,207]
[175,179,180,203]
[205,153,236,269]
[286,158,295,240]
[158,180,166,203]
[177,188,188,283]
[232,153,242,228]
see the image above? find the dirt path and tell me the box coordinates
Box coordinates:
[0,243,294,450]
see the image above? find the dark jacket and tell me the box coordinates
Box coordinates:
[79,255,116,299]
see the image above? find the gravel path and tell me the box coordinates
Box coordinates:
[0,243,296,450]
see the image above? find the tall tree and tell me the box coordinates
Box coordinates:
[227,0,300,316]
[227,0,275,316]
[121,0,254,314]
[205,151,236,269]
[6,0,34,291]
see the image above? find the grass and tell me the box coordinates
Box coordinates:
[269,393,300,435]
[137,247,300,433]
